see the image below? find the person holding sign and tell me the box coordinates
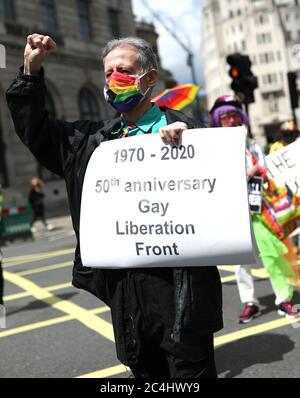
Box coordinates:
[6,35,223,378]
[267,120,300,292]
[210,96,299,323]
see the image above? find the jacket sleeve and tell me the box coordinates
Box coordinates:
[6,67,103,177]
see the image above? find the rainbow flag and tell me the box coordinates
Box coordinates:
[151,84,201,111]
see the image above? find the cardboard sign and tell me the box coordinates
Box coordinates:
[80,127,258,269]
[266,140,300,196]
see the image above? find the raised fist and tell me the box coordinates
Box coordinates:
[24,33,57,75]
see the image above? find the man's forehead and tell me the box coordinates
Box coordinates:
[105,45,140,65]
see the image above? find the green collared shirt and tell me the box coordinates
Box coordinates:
[111,104,167,138]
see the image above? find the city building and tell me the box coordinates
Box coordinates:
[202,0,300,147]
[0,0,175,213]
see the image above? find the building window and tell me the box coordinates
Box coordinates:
[286,31,292,42]
[40,0,58,32]
[0,0,15,21]
[280,72,283,82]
[263,73,277,85]
[108,8,120,38]
[277,50,281,61]
[257,32,272,44]
[77,0,92,40]
[79,88,100,121]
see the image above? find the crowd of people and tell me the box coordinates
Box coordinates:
[2,32,300,378]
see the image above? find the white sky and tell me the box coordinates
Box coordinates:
[132,0,204,86]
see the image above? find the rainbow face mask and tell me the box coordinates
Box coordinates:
[104,71,149,113]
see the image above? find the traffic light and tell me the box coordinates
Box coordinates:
[226,53,258,104]
[287,71,299,109]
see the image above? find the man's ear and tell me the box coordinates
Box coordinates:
[147,69,158,87]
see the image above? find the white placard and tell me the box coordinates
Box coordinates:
[266,140,300,196]
[80,127,258,269]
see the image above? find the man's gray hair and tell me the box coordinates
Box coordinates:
[102,37,158,72]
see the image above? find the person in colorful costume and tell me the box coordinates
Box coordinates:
[6,34,223,378]
[269,119,300,287]
[210,96,299,323]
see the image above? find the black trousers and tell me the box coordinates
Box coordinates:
[129,334,217,378]
[105,268,222,379]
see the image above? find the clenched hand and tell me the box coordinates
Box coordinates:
[24,33,56,75]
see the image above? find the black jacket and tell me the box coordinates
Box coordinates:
[6,69,223,350]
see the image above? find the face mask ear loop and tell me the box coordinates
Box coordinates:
[136,70,149,80]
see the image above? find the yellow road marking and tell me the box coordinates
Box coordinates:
[3,256,298,379]
[4,282,73,302]
[77,316,299,379]
[252,268,269,278]
[214,317,297,347]
[0,315,73,338]
[17,261,73,276]
[220,275,236,283]
[3,248,74,268]
[0,305,111,339]
[218,265,236,272]
[3,271,114,342]
[77,365,128,379]
[47,282,72,291]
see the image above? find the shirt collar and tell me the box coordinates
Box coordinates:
[134,104,163,133]
[111,104,163,137]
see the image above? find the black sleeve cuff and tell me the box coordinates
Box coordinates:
[18,65,45,82]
